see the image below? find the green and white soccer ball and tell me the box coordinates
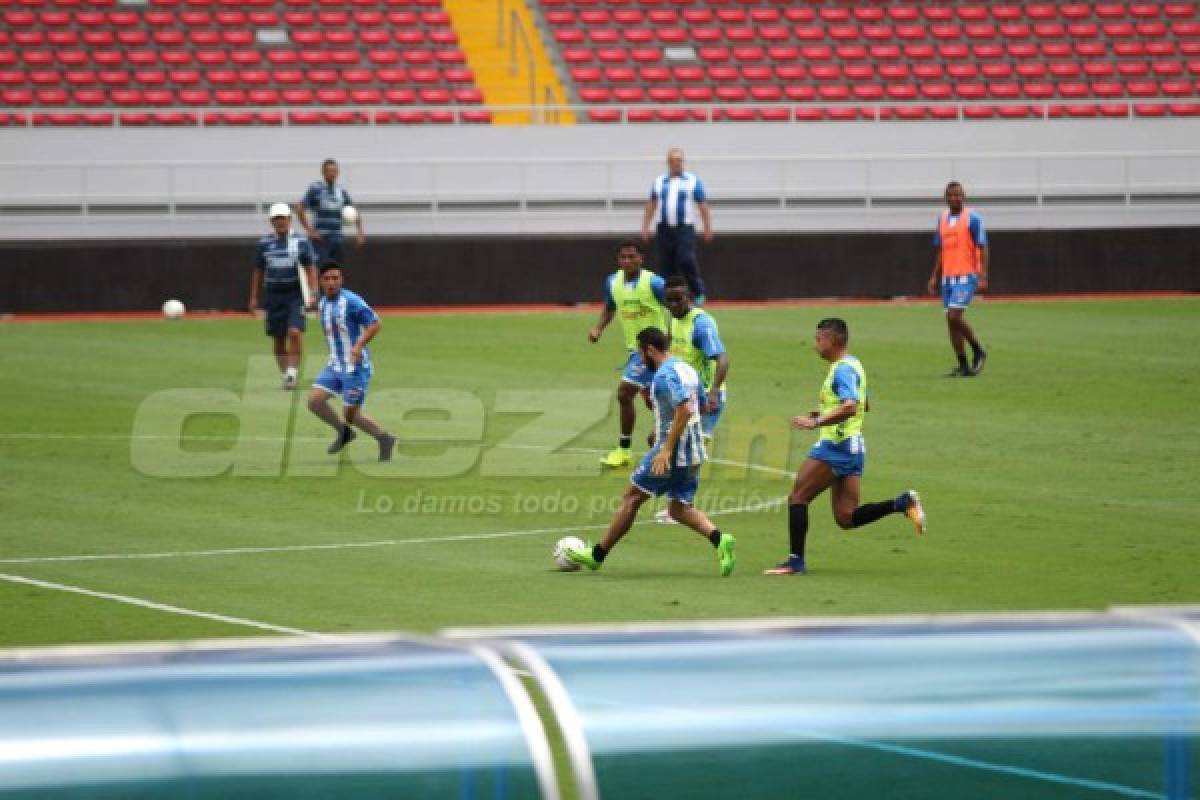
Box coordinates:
[553,536,586,572]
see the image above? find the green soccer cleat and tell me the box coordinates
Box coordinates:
[566,543,601,571]
[717,533,737,576]
[599,447,633,468]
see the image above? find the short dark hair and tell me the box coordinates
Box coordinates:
[319,260,342,275]
[636,326,668,352]
[816,317,849,344]
[945,180,963,192]
[322,158,338,169]
[617,239,641,254]
[664,275,689,292]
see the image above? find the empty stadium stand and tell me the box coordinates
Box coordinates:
[538,0,1200,122]
[0,0,1197,124]
[0,0,492,125]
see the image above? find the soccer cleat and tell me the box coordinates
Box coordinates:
[945,366,972,378]
[970,349,987,376]
[717,533,737,576]
[763,557,806,576]
[900,489,927,535]
[599,447,633,468]
[655,508,678,525]
[377,433,397,462]
[565,543,601,571]
[327,426,356,455]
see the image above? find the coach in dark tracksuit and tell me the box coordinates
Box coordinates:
[641,147,714,304]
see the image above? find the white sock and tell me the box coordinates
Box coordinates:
[285,366,297,378]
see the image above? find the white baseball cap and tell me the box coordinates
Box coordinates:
[268,202,291,219]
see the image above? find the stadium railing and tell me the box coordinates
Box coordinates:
[3,148,1200,240]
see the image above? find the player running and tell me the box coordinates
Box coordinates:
[248,203,316,390]
[765,318,925,576]
[566,327,736,576]
[587,240,669,468]
[656,275,730,524]
[307,261,396,461]
[927,181,989,377]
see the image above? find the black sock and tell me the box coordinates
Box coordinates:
[592,544,607,563]
[339,424,353,440]
[788,504,808,561]
[969,340,984,358]
[619,436,632,449]
[708,529,722,548]
[956,352,970,370]
[851,500,897,528]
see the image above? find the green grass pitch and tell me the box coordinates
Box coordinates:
[1,298,1197,647]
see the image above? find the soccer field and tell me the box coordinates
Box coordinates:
[1,298,1198,648]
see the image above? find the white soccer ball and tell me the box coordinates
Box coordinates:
[553,536,587,572]
[341,205,359,224]
[161,299,186,320]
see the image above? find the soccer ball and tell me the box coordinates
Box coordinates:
[161,299,185,320]
[553,536,587,572]
[342,205,359,224]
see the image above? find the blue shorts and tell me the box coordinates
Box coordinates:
[620,350,653,389]
[264,292,305,338]
[700,389,726,439]
[314,364,372,407]
[808,436,865,478]
[631,452,701,505]
[942,274,978,310]
[314,232,344,264]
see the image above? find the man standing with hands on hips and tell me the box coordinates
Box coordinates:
[642,147,714,305]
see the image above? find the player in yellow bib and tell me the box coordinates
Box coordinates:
[656,275,730,523]
[764,318,927,576]
[588,240,669,468]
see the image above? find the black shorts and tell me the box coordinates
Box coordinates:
[264,293,305,338]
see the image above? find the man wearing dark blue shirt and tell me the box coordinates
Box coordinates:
[248,203,316,390]
[294,158,365,264]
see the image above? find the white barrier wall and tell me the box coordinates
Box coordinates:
[2,119,1199,239]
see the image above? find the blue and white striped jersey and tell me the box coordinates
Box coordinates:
[255,232,314,294]
[318,289,378,373]
[650,356,707,468]
[302,181,353,236]
[649,171,707,227]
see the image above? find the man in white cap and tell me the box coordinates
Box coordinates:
[249,203,317,390]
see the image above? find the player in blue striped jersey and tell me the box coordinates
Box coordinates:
[565,327,736,576]
[306,261,396,461]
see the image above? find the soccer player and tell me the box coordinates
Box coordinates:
[587,240,669,468]
[248,202,316,390]
[294,158,365,264]
[927,181,989,377]
[307,261,396,462]
[566,327,736,576]
[765,318,925,576]
[656,275,729,523]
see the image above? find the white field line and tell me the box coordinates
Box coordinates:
[0,439,793,566]
[0,573,329,639]
[0,499,788,566]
